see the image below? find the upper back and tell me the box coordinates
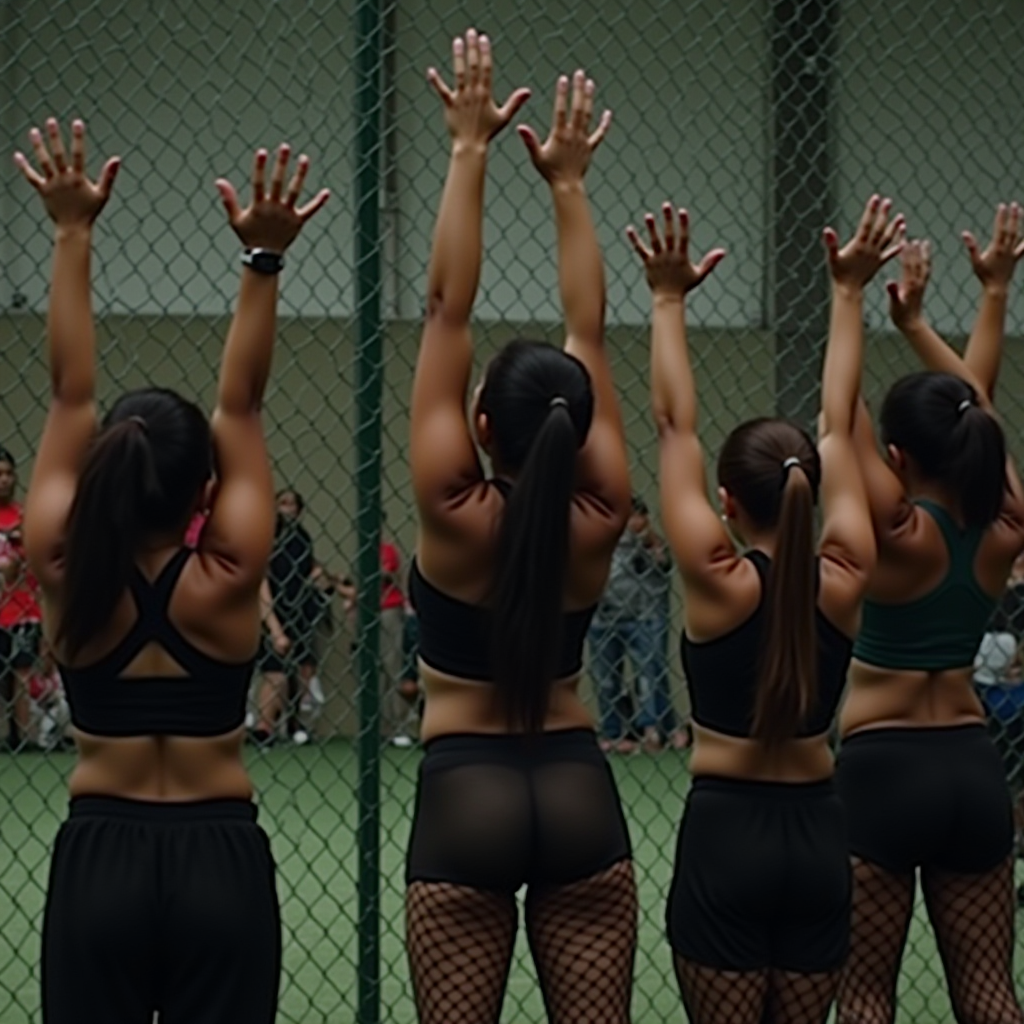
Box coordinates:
[681,550,854,739]
[854,499,997,671]
[56,548,258,738]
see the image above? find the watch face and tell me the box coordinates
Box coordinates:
[246,250,283,274]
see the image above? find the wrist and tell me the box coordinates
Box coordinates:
[54,223,92,243]
[982,283,1010,300]
[451,139,488,159]
[653,290,686,308]
[550,179,586,197]
[831,281,864,302]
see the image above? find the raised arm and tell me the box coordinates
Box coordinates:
[628,204,729,598]
[16,119,120,588]
[519,73,628,521]
[887,240,994,408]
[817,196,904,608]
[961,203,1024,398]
[410,30,529,530]
[200,146,329,588]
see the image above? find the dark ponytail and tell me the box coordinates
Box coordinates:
[479,339,594,732]
[752,465,817,745]
[58,388,212,660]
[59,421,160,659]
[718,417,821,744]
[492,406,580,732]
[881,372,1006,529]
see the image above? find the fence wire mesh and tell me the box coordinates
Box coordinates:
[2,0,1024,1021]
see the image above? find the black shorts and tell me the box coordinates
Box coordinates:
[258,626,317,675]
[42,797,281,1024]
[667,776,850,973]
[835,724,1013,875]
[406,728,632,892]
[0,621,40,672]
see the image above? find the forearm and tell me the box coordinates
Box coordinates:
[964,284,1009,399]
[426,143,487,320]
[651,293,698,436]
[901,319,990,408]
[820,284,864,437]
[216,269,279,415]
[552,181,604,343]
[48,226,96,404]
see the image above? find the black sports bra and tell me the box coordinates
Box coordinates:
[409,479,596,681]
[59,548,255,738]
[680,550,853,739]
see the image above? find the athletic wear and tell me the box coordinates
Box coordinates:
[667,776,850,972]
[681,550,853,738]
[42,796,280,1024]
[836,724,1013,874]
[59,548,254,737]
[409,560,596,682]
[854,500,994,670]
[406,729,631,892]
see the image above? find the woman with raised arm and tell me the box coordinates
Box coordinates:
[405,30,635,1024]
[836,208,1024,1024]
[631,196,902,1024]
[15,119,327,1024]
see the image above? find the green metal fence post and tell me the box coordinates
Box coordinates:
[354,0,384,1018]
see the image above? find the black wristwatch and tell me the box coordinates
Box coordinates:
[242,248,284,275]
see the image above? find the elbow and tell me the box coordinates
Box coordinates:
[425,291,469,327]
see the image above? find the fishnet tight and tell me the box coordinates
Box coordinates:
[837,856,1023,1024]
[406,859,636,1024]
[674,958,839,1024]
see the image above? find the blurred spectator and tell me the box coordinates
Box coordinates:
[588,495,689,753]
[0,448,42,752]
[974,552,1024,899]
[252,488,338,747]
[380,524,414,746]
[27,637,71,751]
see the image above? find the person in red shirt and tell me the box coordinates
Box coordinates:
[0,447,42,751]
[380,526,415,746]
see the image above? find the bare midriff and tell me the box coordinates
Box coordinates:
[419,661,594,742]
[688,722,835,783]
[68,728,252,802]
[838,659,985,739]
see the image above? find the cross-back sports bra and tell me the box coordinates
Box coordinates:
[59,548,255,737]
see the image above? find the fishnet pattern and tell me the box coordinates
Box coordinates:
[922,857,1023,1024]
[525,859,637,1024]
[405,882,518,1024]
[837,859,916,1024]
[676,959,840,1024]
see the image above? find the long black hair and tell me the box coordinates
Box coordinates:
[59,387,212,659]
[718,417,822,745]
[881,371,1006,529]
[479,339,594,732]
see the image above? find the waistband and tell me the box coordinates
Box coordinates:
[841,723,987,749]
[68,796,257,823]
[690,775,836,801]
[423,727,598,757]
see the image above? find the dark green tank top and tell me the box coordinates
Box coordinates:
[853,500,995,671]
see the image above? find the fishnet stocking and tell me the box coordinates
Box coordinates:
[675,960,839,1023]
[837,858,915,1024]
[674,958,768,1024]
[922,856,1024,1024]
[405,881,517,1024]
[766,969,842,1023]
[525,859,637,1024]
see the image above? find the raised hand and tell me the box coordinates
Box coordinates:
[823,195,905,291]
[216,145,329,253]
[886,240,931,330]
[627,204,726,297]
[427,29,530,146]
[963,202,1024,292]
[519,70,611,185]
[14,118,120,228]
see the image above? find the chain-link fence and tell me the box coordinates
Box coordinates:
[2,0,1024,1021]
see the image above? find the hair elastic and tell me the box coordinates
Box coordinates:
[549,396,569,409]
[781,456,802,482]
[127,415,148,433]
[957,398,972,415]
